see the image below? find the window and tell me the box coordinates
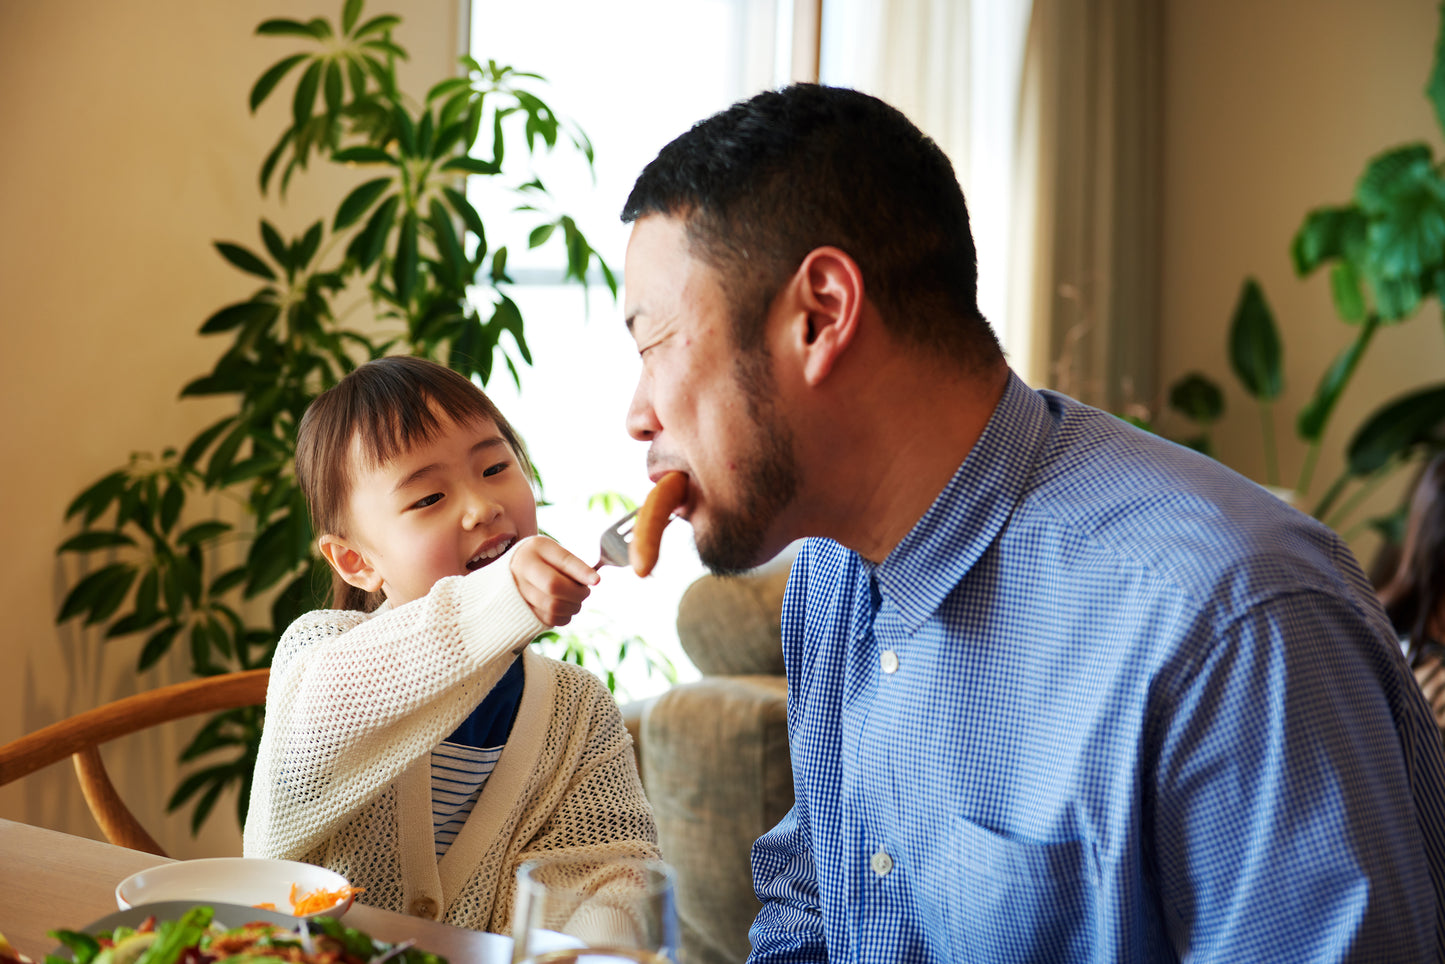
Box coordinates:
[468,0,798,694]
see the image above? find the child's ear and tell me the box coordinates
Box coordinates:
[318,534,382,593]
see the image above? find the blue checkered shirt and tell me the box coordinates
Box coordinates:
[748,373,1445,963]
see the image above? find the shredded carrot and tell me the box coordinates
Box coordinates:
[288,880,365,916]
[253,902,277,911]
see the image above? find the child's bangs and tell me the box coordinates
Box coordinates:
[351,375,496,469]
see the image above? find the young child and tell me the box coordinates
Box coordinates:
[243,355,660,930]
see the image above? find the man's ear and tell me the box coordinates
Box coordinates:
[318,534,383,593]
[780,246,864,387]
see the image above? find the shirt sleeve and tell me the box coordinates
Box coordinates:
[1152,588,1440,961]
[244,546,547,860]
[748,802,828,962]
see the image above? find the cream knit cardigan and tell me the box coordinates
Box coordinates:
[243,548,660,930]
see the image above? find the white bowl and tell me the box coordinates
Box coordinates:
[115,858,356,919]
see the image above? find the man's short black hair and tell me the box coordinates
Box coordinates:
[622,83,1001,365]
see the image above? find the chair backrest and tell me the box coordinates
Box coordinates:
[0,668,269,856]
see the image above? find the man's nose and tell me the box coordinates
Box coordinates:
[626,378,659,442]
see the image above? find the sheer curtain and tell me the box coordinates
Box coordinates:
[812,0,1163,403]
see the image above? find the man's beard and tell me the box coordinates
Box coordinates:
[695,352,799,575]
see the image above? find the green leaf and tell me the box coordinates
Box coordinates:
[57,530,136,553]
[1346,382,1445,474]
[323,60,344,115]
[200,300,278,335]
[180,416,236,468]
[443,186,486,254]
[528,222,556,249]
[209,565,249,597]
[292,59,323,130]
[599,258,618,298]
[428,199,465,285]
[64,469,129,523]
[159,481,184,534]
[57,562,137,625]
[255,18,317,37]
[1167,373,1225,424]
[1227,277,1283,401]
[491,245,509,283]
[333,177,393,231]
[347,194,398,270]
[1291,205,1367,276]
[246,517,302,596]
[249,53,309,112]
[392,210,419,304]
[214,242,276,281]
[138,623,181,671]
[341,0,364,33]
[427,76,471,103]
[333,146,397,165]
[1431,1,1445,137]
[260,220,289,272]
[1355,143,1435,213]
[166,762,230,811]
[352,14,402,39]
[106,609,164,639]
[1297,313,1379,442]
[1328,260,1367,322]
[295,220,323,269]
[177,520,232,547]
[441,156,501,176]
[259,128,293,194]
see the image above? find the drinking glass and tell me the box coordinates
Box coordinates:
[510,856,678,964]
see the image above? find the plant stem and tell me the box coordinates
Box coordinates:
[1311,471,1350,521]
[1259,400,1279,487]
[1325,468,1390,533]
[1295,441,1321,500]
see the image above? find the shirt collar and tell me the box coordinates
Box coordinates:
[873,371,1053,633]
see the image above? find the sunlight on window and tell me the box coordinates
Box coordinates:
[469,0,794,697]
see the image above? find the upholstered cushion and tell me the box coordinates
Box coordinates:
[641,675,791,964]
[674,550,794,678]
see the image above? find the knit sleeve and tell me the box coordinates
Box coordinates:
[243,544,547,860]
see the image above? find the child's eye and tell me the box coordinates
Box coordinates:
[411,493,443,509]
[482,462,510,478]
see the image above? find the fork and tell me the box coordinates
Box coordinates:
[595,508,639,570]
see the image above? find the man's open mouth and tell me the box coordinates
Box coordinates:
[465,537,515,571]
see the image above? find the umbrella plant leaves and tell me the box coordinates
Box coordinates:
[1228,278,1283,401]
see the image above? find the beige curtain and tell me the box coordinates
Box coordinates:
[1013,0,1164,410]
[813,0,1162,406]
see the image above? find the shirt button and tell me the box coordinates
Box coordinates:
[880,650,899,674]
[409,896,439,918]
[870,850,893,876]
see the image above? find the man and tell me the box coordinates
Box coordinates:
[620,83,1445,962]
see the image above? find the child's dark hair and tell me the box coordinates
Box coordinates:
[296,356,534,612]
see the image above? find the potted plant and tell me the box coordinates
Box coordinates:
[1144,6,1445,547]
[51,0,641,836]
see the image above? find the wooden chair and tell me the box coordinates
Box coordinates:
[0,668,269,856]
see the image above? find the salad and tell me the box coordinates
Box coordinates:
[44,906,446,964]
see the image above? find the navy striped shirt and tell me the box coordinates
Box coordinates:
[431,656,524,858]
[749,373,1445,962]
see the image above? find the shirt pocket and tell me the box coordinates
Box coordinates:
[949,815,1103,964]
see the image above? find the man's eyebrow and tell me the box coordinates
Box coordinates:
[391,435,508,494]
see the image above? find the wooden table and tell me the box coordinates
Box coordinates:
[0,819,510,962]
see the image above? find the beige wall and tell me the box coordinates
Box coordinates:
[1161,0,1445,568]
[0,1,461,858]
